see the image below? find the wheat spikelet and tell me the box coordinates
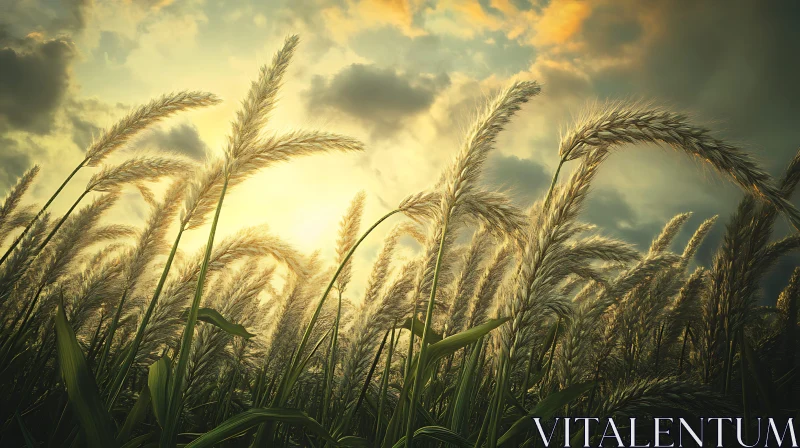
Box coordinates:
[226,34,299,162]
[338,260,417,409]
[441,81,541,213]
[361,225,404,307]
[397,191,440,222]
[138,225,305,363]
[122,180,187,295]
[663,268,708,348]
[560,102,800,229]
[335,191,366,294]
[85,91,221,166]
[33,193,120,294]
[777,268,800,320]
[649,212,692,254]
[559,253,680,387]
[496,149,611,369]
[457,191,527,244]
[87,156,194,192]
[0,213,50,305]
[0,204,38,248]
[66,251,126,332]
[264,253,324,364]
[0,165,39,234]
[181,131,364,230]
[681,215,718,262]
[444,228,493,336]
[467,241,514,329]
[597,378,730,417]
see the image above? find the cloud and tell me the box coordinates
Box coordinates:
[92,31,138,64]
[135,123,210,160]
[0,34,76,134]
[531,0,592,47]
[305,63,450,137]
[0,137,33,190]
[482,153,550,206]
[1,0,90,38]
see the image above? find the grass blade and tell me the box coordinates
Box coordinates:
[55,303,118,448]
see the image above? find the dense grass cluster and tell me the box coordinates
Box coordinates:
[1,35,799,447]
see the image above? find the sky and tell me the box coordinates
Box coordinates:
[1,0,799,302]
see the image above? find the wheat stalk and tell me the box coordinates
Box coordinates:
[560,102,800,230]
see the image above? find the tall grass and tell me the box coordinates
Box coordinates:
[0,34,799,448]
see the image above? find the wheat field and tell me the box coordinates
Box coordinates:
[1,34,799,448]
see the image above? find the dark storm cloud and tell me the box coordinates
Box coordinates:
[1,0,90,37]
[306,64,450,137]
[482,153,550,206]
[579,4,641,56]
[136,124,210,160]
[577,0,800,298]
[0,35,76,134]
[592,0,800,171]
[0,137,33,191]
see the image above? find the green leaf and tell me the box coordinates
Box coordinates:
[183,408,337,448]
[449,339,483,434]
[148,355,171,427]
[390,426,473,448]
[498,382,595,446]
[54,303,119,448]
[426,317,510,368]
[186,307,256,339]
[120,433,153,448]
[398,317,442,344]
[336,436,371,447]
[117,385,151,442]
[15,412,36,448]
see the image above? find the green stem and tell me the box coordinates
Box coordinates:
[405,214,450,447]
[740,330,750,442]
[106,224,185,408]
[677,323,690,376]
[161,175,229,447]
[95,287,130,377]
[30,189,90,265]
[0,184,87,361]
[0,159,86,269]
[255,209,401,447]
[280,209,400,404]
[487,356,508,448]
[543,159,565,210]
[375,325,397,443]
[321,290,342,427]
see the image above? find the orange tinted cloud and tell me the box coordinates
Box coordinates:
[322,0,426,41]
[533,0,592,46]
